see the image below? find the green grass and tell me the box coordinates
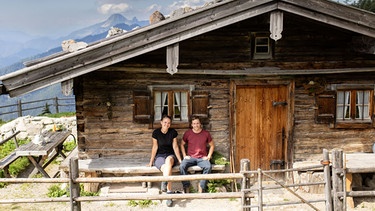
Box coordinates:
[47,184,100,198]
[41,112,76,118]
[127,200,156,208]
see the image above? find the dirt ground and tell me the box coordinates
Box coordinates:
[1,164,375,211]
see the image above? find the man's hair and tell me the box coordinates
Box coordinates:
[190,115,201,122]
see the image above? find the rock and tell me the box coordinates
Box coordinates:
[170,7,193,18]
[0,116,77,142]
[106,27,126,38]
[61,39,88,52]
[149,11,165,24]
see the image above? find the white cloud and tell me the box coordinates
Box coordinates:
[146,4,162,14]
[98,3,130,14]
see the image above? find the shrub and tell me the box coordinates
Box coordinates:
[211,151,230,165]
[0,138,31,188]
[63,140,77,153]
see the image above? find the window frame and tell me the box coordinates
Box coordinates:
[251,32,273,60]
[149,85,194,128]
[334,84,374,128]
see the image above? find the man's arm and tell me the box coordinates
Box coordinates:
[180,140,188,158]
[207,140,215,160]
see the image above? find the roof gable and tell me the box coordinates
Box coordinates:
[1,0,375,97]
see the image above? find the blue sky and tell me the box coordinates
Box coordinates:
[0,0,212,38]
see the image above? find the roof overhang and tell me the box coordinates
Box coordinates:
[1,0,375,97]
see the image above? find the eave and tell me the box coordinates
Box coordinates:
[1,0,375,97]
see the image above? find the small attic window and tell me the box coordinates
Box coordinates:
[252,32,273,59]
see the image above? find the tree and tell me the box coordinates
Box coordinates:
[41,103,51,115]
[352,0,375,12]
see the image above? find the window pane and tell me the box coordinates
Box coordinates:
[154,92,161,121]
[255,37,269,54]
[173,92,188,121]
[356,91,370,119]
[256,37,269,45]
[162,92,168,117]
[154,92,168,120]
[336,91,351,120]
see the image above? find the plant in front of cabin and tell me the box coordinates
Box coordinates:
[207,179,231,193]
[0,138,30,188]
[211,151,230,165]
[47,184,99,198]
[127,200,156,208]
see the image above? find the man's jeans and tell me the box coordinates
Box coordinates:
[180,157,212,190]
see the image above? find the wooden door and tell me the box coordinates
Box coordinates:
[235,85,289,171]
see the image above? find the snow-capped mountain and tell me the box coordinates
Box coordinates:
[0,14,148,70]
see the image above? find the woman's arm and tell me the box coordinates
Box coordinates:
[172,138,182,163]
[148,138,158,167]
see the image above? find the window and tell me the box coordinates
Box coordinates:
[252,32,273,59]
[336,90,371,121]
[154,90,188,122]
[133,86,210,127]
[315,84,375,128]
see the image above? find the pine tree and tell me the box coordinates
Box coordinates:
[352,0,375,13]
[41,103,51,115]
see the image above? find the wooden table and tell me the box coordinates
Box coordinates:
[16,130,72,178]
[345,153,375,208]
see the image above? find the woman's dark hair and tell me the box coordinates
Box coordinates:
[161,115,172,121]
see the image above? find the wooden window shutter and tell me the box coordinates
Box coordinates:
[191,90,209,119]
[315,91,336,124]
[133,90,152,123]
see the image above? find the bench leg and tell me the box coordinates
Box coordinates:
[3,166,10,178]
[27,156,50,178]
[84,172,100,192]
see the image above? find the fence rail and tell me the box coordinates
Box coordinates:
[0,97,75,120]
[2,149,372,210]
[0,157,332,211]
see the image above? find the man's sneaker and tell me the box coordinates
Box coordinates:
[183,186,190,194]
[161,181,167,192]
[166,199,173,207]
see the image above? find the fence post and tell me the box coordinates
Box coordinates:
[331,149,344,211]
[69,157,81,211]
[17,99,22,117]
[240,159,251,211]
[54,97,59,113]
[257,168,263,210]
[323,149,333,211]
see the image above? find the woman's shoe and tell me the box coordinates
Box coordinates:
[161,181,167,192]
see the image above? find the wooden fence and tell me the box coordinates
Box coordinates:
[0,149,373,210]
[0,97,75,120]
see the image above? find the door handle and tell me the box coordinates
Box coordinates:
[272,101,287,106]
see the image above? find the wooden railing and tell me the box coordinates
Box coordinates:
[0,97,75,120]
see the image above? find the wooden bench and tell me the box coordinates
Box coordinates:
[59,148,226,191]
[0,130,21,177]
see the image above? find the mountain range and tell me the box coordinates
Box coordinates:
[0,14,148,72]
[0,14,149,121]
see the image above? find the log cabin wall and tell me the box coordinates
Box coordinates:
[294,74,375,162]
[75,72,231,160]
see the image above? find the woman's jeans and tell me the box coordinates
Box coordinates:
[180,157,212,190]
